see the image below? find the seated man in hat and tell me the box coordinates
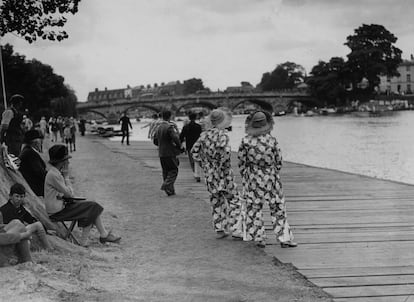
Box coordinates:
[0,183,51,250]
[19,129,47,197]
[45,144,121,246]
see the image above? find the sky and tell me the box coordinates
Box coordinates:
[2,0,414,102]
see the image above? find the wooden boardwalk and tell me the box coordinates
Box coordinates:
[99,139,414,302]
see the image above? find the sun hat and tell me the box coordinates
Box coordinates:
[208,107,232,129]
[24,129,43,143]
[48,144,72,165]
[245,111,274,136]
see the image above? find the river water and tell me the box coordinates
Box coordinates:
[110,111,414,185]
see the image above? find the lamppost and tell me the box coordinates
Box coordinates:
[0,41,7,109]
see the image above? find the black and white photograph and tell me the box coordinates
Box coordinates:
[1,0,414,301]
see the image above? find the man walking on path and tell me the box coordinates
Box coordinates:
[153,110,182,196]
[180,112,202,182]
[0,94,25,157]
[119,112,133,145]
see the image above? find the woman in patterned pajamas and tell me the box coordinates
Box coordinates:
[238,111,297,248]
[191,108,242,239]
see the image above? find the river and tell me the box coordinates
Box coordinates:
[110,111,414,185]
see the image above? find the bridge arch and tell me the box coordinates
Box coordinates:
[231,99,273,113]
[78,109,107,119]
[175,101,217,114]
[124,104,161,114]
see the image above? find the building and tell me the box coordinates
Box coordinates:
[87,85,134,102]
[379,55,414,95]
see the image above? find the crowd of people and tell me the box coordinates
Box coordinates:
[152,107,298,249]
[0,93,296,266]
[0,94,121,265]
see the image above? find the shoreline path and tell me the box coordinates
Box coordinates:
[67,134,331,301]
[57,133,414,301]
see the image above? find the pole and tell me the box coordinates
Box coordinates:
[0,41,7,109]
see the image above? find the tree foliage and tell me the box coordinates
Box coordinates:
[0,0,81,43]
[307,57,349,106]
[258,62,305,91]
[182,78,205,95]
[0,44,76,118]
[307,24,402,105]
[345,24,402,94]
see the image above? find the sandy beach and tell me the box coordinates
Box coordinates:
[1,135,332,302]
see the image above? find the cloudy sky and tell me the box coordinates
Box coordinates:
[3,0,414,102]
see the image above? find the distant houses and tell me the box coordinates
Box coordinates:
[379,54,414,95]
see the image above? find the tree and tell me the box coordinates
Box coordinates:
[1,44,73,117]
[0,0,81,43]
[307,57,349,106]
[182,78,205,95]
[344,24,402,97]
[258,62,305,91]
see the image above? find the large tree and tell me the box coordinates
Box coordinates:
[1,43,74,118]
[0,0,81,43]
[345,24,402,96]
[182,78,205,95]
[307,57,350,106]
[258,62,305,91]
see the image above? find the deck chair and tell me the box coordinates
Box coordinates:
[50,218,80,245]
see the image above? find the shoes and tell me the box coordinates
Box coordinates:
[165,189,175,196]
[215,231,229,239]
[280,241,298,248]
[195,177,201,182]
[256,242,266,248]
[231,235,243,241]
[99,231,121,244]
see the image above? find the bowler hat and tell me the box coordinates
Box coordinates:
[245,111,274,136]
[48,144,71,164]
[24,129,43,143]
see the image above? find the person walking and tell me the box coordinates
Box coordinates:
[69,117,77,151]
[153,110,182,196]
[179,112,202,182]
[191,108,242,239]
[0,94,25,157]
[119,112,132,145]
[238,111,297,248]
[50,117,59,142]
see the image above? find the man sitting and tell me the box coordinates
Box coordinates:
[0,183,51,250]
[18,129,47,197]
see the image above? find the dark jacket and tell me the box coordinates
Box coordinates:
[154,121,181,157]
[119,116,132,131]
[19,145,47,196]
[180,121,202,150]
[0,200,37,225]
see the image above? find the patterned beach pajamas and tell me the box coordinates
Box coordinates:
[191,127,242,236]
[238,133,294,244]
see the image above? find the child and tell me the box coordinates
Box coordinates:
[63,122,73,152]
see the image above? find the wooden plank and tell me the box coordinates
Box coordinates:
[311,275,414,287]
[325,284,414,298]
[334,297,409,302]
[299,266,414,278]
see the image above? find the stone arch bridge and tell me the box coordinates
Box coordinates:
[76,91,317,120]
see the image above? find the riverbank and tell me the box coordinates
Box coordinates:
[1,135,331,302]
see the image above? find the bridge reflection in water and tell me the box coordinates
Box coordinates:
[76,91,317,120]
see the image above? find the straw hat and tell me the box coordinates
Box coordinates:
[245,111,274,136]
[208,107,232,129]
[48,144,72,164]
